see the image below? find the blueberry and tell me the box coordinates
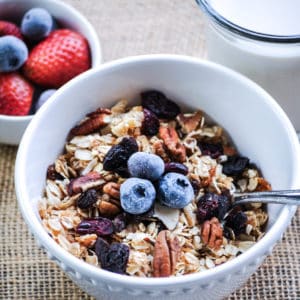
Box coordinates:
[21,8,53,41]
[120,178,156,214]
[35,89,56,111]
[0,36,28,72]
[128,152,164,181]
[157,172,194,209]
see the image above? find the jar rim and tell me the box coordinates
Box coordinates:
[196,0,300,43]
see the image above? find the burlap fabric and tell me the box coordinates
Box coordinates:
[0,0,299,299]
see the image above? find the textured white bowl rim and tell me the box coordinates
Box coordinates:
[0,0,102,122]
[15,54,300,287]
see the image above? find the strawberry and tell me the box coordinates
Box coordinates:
[0,20,23,39]
[23,29,91,88]
[0,72,33,116]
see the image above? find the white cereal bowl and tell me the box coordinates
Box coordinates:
[15,55,300,300]
[0,0,102,145]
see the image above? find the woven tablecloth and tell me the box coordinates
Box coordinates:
[1,0,300,299]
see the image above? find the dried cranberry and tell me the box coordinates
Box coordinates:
[76,217,114,236]
[196,192,230,223]
[103,137,138,175]
[222,155,249,176]
[46,164,64,180]
[77,189,98,209]
[141,108,160,136]
[141,90,180,119]
[164,162,188,175]
[95,238,129,274]
[225,209,248,235]
[198,142,223,159]
[112,213,127,233]
[125,206,154,224]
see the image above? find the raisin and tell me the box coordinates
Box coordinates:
[76,217,114,236]
[141,90,180,119]
[103,137,138,175]
[112,213,127,233]
[141,108,160,136]
[198,142,223,159]
[164,162,188,175]
[222,155,249,176]
[190,179,201,195]
[196,192,230,223]
[225,209,248,235]
[95,237,129,274]
[77,189,98,209]
[125,206,154,224]
[46,164,64,180]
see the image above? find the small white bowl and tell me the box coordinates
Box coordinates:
[0,0,102,145]
[15,55,300,300]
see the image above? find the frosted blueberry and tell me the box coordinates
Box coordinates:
[35,89,56,111]
[21,8,53,41]
[120,178,156,214]
[0,36,28,72]
[157,172,194,209]
[128,152,164,181]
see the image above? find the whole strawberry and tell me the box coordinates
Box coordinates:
[0,20,23,39]
[0,73,33,116]
[23,29,91,88]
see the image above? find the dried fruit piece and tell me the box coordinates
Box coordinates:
[177,111,203,134]
[164,162,188,175]
[46,164,64,180]
[103,137,138,175]
[95,237,129,274]
[159,126,186,162]
[196,192,230,223]
[198,141,223,159]
[76,217,114,236]
[222,155,249,176]
[141,90,180,119]
[225,209,248,235]
[141,108,160,136]
[112,213,127,233]
[255,178,272,192]
[67,171,105,196]
[201,217,223,250]
[77,189,98,209]
[153,230,181,277]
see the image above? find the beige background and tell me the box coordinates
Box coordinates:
[0,0,299,299]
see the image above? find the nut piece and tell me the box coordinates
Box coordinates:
[68,171,105,196]
[176,111,203,134]
[103,182,120,199]
[68,109,111,139]
[201,217,223,250]
[255,178,272,191]
[159,127,186,163]
[153,230,181,277]
[153,140,170,162]
[98,200,121,217]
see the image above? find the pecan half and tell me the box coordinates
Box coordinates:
[68,109,111,139]
[153,140,170,162]
[153,230,181,277]
[98,200,121,217]
[176,111,203,134]
[68,171,105,196]
[103,182,120,199]
[201,217,223,250]
[159,127,186,163]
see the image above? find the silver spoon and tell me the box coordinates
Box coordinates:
[232,189,300,206]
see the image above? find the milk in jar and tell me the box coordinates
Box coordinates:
[196,0,300,130]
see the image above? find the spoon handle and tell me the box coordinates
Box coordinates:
[233,189,300,206]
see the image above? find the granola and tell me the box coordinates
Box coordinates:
[39,90,269,277]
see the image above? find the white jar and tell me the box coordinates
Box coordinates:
[197,0,300,130]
